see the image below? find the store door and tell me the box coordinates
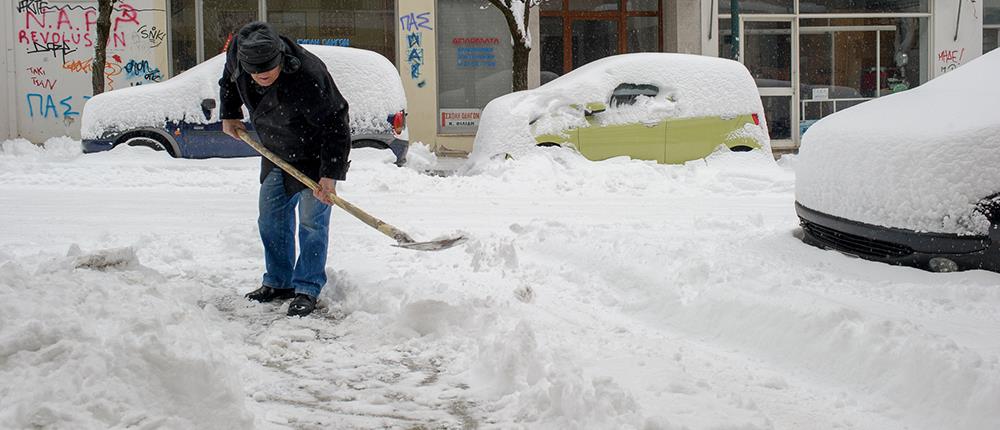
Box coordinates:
[740,17,799,148]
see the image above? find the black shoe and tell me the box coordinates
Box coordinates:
[245,285,296,303]
[287,294,317,317]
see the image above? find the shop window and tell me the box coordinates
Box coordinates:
[541,1,662,76]
[986,0,1000,53]
[203,0,258,59]
[570,0,618,11]
[627,17,658,53]
[719,0,792,15]
[266,0,395,64]
[170,0,197,75]
[799,0,928,14]
[437,0,513,134]
[572,20,619,68]
[628,0,659,12]
[540,16,564,85]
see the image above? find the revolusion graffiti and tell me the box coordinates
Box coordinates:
[12,0,168,141]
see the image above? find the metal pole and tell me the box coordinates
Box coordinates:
[730,0,740,60]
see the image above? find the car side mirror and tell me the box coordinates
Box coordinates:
[201,98,217,119]
[584,102,606,116]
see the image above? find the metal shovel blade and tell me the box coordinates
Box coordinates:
[392,235,468,251]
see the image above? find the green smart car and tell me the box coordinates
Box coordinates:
[472,53,770,165]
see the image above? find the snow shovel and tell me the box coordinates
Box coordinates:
[238,129,466,251]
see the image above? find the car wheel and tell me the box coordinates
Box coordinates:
[352,139,389,150]
[116,133,176,157]
[730,145,754,152]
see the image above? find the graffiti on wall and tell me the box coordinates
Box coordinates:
[937,48,966,73]
[400,12,432,88]
[13,0,166,133]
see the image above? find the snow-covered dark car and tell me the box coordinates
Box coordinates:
[81,46,408,164]
[795,49,1000,273]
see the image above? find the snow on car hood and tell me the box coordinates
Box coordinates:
[796,49,1000,235]
[81,46,405,139]
[468,53,767,167]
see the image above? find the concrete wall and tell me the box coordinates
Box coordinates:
[2,0,12,140]
[665,0,703,54]
[9,0,168,143]
[397,0,439,152]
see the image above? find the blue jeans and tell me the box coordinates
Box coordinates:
[258,168,331,298]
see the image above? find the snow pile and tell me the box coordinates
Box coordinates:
[0,136,81,160]
[470,53,767,167]
[796,49,1000,234]
[470,322,645,428]
[0,246,253,429]
[82,46,405,139]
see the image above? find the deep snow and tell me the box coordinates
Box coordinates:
[1,138,999,430]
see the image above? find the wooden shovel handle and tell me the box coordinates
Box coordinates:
[237,129,415,244]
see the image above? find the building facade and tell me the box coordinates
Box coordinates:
[2,0,996,152]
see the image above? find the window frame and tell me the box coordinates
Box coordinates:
[541,0,663,74]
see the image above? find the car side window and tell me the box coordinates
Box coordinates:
[610,83,659,107]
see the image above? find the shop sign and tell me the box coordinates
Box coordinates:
[453,37,500,69]
[812,87,829,100]
[297,38,351,47]
[440,108,481,132]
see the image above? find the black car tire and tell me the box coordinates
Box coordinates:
[116,132,176,157]
[730,145,754,152]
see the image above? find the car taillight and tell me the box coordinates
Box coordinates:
[391,110,406,135]
[752,113,761,126]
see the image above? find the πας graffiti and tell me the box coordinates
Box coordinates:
[404,20,428,89]
[24,92,90,118]
[399,12,432,32]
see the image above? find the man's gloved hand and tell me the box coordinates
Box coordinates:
[314,178,337,205]
[222,119,247,140]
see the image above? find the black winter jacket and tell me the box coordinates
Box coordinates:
[219,28,351,195]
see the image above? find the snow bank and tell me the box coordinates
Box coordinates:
[0,136,82,160]
[82,46,405,139]
[0,247,253,429]
[796,49,1000,235]
[470,53,767,167]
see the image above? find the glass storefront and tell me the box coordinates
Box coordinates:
[436,0,513,134]
[267,0,395,63]
[204,0,259,59]
[170,0,197,74]
[541,1,662,78]
[987,0,1000,53]
[169,0,394,75]
[719,1,930,146]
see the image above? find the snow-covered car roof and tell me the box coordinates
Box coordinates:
[796,49,1000,235]
[81,46,406,139]
[469,53,766,165]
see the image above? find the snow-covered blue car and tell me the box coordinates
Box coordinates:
[81,46,409,165]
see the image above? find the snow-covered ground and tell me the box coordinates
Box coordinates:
[1,138,998,430]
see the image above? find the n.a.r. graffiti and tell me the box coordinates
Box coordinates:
[17,3,142,51]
